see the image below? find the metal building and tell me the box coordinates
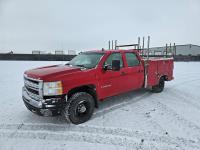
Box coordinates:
[150,44,200,56]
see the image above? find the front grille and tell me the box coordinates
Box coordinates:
[26,86,39,95]
[24,75,42,99]
[26,78,39,85]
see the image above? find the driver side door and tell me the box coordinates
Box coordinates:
[98,52,128,99]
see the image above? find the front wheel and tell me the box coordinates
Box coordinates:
[63,92,95,124]
[151,77,165,93]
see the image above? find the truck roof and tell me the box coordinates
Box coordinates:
[84,49,138,54]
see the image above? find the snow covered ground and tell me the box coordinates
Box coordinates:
[0,61,200,150]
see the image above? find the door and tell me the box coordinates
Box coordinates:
[98,52,128,99]
[123,52,144,91]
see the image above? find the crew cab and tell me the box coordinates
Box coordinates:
[22,49,174,124]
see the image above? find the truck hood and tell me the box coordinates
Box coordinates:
[25,65,81,81]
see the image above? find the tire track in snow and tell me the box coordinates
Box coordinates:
[167,88,200,110]
[93,91,151,119]
[159,76,200,134]
[168,77,200,88]
[166,75,200,110]
[149,96,200,139]
[92,76,200,121]
[0,123,199,149]
[0,127,159,150]
[92,91,169,134]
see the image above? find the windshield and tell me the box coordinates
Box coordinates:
[68,52,104,69]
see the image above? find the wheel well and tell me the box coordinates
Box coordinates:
[67,85,98,108]
[162,75,168,81]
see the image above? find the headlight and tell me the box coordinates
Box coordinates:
[43,81,63,96]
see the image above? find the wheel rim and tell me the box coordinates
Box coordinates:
[75,100,90,117]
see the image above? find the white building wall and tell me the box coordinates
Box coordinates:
[149,44,200,56]
[176,45,200,56]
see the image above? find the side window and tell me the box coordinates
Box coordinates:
[125,53,140,67]
[104,53,123,68]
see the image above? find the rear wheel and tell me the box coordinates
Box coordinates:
[152,77,165,93]
[63,92,95,124]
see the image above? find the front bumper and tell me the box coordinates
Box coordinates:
[22,87,66,116]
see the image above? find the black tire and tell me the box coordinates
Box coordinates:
[152,77,165,93]
[63,92,95,124]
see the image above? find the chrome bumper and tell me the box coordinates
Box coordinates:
[22,87,66,111]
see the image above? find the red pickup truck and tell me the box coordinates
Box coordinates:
[23,49,174,124]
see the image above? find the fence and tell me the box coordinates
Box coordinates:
[0,54,76,61]
[174,55,200,61]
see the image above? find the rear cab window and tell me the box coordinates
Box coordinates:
[125,52,140,67]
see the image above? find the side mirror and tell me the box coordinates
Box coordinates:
[103,64,111,71]
[103,64,108,71]
[112,60,120,71]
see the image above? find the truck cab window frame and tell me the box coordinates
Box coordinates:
[104,52,124,68]
[125,52,140,67]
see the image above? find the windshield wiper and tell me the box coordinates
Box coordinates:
[76,64,87,68]
[66,64,89,69]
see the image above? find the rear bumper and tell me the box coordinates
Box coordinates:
[22,87,66,115]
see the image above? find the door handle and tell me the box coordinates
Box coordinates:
[138,70,144,73]
[121,71,126,75]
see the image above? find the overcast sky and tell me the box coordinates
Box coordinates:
[0,0,200,53]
